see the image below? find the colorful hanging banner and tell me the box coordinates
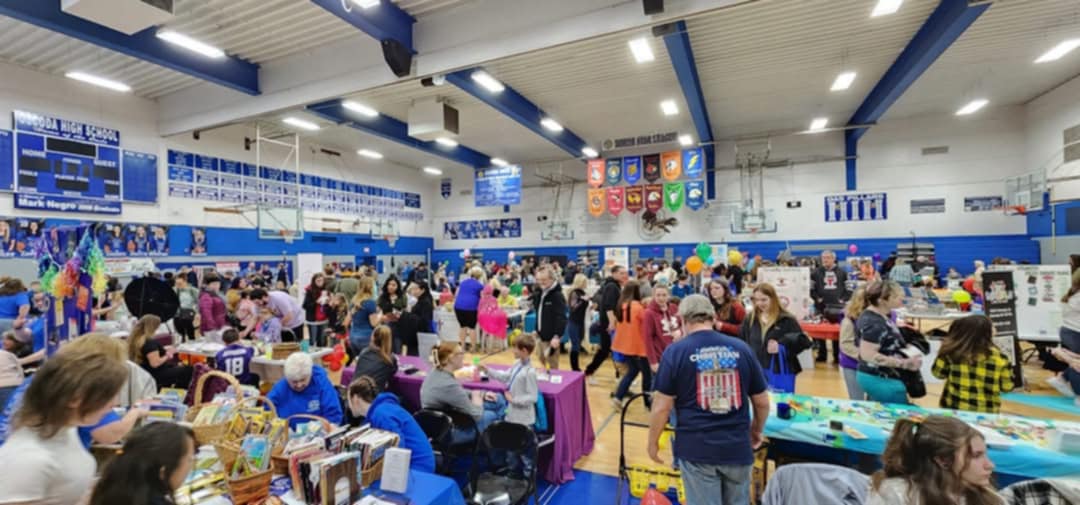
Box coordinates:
[588,188,606,216]
[661,151,681,181]
[605,158,622,186]
[685,180,705,210]
[623,156,642,185]
[587,159,605,188]
[607,187,624,216]
[664,182,684,211]
[683,147,704,179]
[643,154,661,182]
[626,185,644,214]
[644,184,663,212]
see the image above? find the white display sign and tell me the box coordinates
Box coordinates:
[756,266,813,321]
[104,257,156,276]
[990,264,1072,339]
[604,247,629,271]
[295,253,323,302]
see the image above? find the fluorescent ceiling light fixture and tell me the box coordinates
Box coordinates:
[582,147,599,158]
[628,37,655,63]
[357,149,383,159]
[282,117,320,131]
[809,117,829,131]
[540,118,564,132]
[955,99,988,116]
[830,71,857,91]
[678,134,693,146]
[1035,39,1080,63]
[350,0,380,8]
[871,0,902,17]
[342,100,378,117]
[490,157,508,167]
[422,167,443,176]
[435,137,458,147]
[65,71,130,92]
[156,30,225,59]
[660,99,679,116]
[470,70,505,93]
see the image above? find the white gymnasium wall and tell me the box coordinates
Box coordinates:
[432,106,1030,249]
[0,61,434,236]
[1025,73,1080,203]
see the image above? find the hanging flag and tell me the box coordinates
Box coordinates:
[605,158,622,186]
[588,188,606,216]
[643,154,661,182]
[607,186,624,216]
[587,159,605,188]
[683,147,704,179]
[440,177,452,199]
[623,156,642,185]
[685,180,705,210]
[626,185,644,214]
[645,184,663,212]
[664,182,684,212]
[661,151,681,181]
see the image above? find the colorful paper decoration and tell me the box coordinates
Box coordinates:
[644,184,663,212]
[626,186,644,214]
[605,158,622,186]
[643,155,660,182]
[623,156,642,185]
[661,151,681,181]
[685,180,705,210]
[607,187,624,216]
[587,159,605,188]
[664,182,684,211]
[588,188,606,216]
[683,147,704,179]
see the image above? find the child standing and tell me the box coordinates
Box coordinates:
[479,334,539,477]
[931,315,1014,413]
[215,329,259,387]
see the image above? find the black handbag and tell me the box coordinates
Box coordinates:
[896,327,931,398]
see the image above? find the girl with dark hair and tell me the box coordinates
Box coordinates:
[378,276,407,352]
[868,416,1000,505]
[856,280,921,404]
[347,375,435,473]
[397,281,434,357]
[707,279,745,336]
[611,280,648,409]
[932,315,1014,413]
[0,276,30,336]
[302,273,330,347]
[89,423,196,505]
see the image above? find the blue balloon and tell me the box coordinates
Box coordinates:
[459,251,466,259]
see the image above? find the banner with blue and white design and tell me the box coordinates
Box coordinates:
[682,147,704,179]
[685,180,705,210]
[824,192,887,222]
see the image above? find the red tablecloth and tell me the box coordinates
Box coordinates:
[342,356,595,484]
[800,321,840,341]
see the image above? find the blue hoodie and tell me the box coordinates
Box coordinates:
[268,366,343,427]
[367,392,436,473]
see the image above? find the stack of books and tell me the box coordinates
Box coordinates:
[280,425,400,504]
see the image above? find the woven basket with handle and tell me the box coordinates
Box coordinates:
[185,370,242,446]
[212,396,278,472]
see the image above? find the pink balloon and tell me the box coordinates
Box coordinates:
[848,244,858,254]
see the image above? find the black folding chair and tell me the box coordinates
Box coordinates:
[467,421,538,505]
[414,409,455,476]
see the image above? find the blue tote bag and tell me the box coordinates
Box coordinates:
[766,344,797,393]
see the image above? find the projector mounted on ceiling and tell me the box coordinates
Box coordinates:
[62,0,174,35]
[408,98,460,142]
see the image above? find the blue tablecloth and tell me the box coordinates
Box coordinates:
[368,470,466,505]
[764,394,1080,479]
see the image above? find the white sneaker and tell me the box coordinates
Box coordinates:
[588,377,600,386]
[1046,375,1076,397]
[611,397,624,411]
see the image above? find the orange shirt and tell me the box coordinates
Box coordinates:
[612,301,646,357]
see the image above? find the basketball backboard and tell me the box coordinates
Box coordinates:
[258,206,303,240]
[1004,171,1046,211]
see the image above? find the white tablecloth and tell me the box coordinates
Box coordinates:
[176,341,333,384]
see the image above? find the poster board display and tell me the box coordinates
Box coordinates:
[604,247,629,271]
[756,266,812,321]
[990,264,1071,339]
[982,270,1024,386]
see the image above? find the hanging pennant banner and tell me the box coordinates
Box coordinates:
[645,184,663,212]
[661,151,681,181]
[643,154,661,182]
[685,180,705,210]
[587,159,605,188]
[626,185,644,214]
[605,158,622,186]
[683,147,704,179]
[588,188,606,216]
[623,156,642,185]
[607,186,624,216]
[664,182,684,211]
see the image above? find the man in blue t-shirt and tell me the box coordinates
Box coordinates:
[648,294,770,505]
[215,329,259,387]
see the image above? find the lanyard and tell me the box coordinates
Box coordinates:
[507,362,526,390]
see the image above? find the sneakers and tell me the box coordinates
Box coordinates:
[588,377,600,386]
[1046,374,1076,397]
[611,397,624,411]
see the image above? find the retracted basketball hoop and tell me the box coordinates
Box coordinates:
[1004,205,1027,216]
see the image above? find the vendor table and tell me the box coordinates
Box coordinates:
[764,393,1080,483]
[345,355,596,484]
[195,469,465,505]
[894,308,969,333]
[176,341,332,384]
[799,322,840,341]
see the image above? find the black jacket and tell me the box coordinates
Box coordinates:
[531,285,567,341]
[302,287,327,321]
[739,314,813,374]
[597,277,621,329]
[568,288,588,326]
[811,265,849,313]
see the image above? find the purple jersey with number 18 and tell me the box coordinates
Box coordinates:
[215,344,254,383]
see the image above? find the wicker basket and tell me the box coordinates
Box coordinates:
[361,457,386,488]
[213,396,278,472]
[185,371,242,446]
[271,342,301,360]
[271,414,334,475]
[226,469,272,505]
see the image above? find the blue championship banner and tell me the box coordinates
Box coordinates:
[824,192,887,222]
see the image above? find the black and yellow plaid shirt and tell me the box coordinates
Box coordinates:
[932,347,1014,413]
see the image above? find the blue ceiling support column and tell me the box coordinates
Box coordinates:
[844,0,990,190]
[663,21,717,200]
[0,0,259,95]
[309,0,415,53]
[307,99,492,168]
[445,69,590,159]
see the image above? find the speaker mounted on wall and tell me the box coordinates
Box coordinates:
[643,0,664,16]
[382,39,413,78]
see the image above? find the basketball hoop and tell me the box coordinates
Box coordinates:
[748,227,759,237]
[384,235,397,248]
[279,229,295,244]
[1004,205,1027,216]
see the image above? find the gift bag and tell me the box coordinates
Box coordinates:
[766,345,797,394]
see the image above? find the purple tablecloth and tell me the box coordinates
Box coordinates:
[342,356,594,484]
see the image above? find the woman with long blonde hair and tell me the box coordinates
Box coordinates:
[347,276,382,353]
[839,288,867,399]
[130,314,192,389]
[739,283,812,376]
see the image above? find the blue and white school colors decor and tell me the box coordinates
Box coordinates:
[824,192,887,222]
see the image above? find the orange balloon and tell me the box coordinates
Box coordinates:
[686,256,704,274]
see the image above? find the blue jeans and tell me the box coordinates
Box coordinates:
[1062,327,1080,395]
[614,356,652,405]
[451,395,506,445]
[566,321,583,371]
[857,371,908,404]
[842,367,866,400]
[677,460,751,505]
